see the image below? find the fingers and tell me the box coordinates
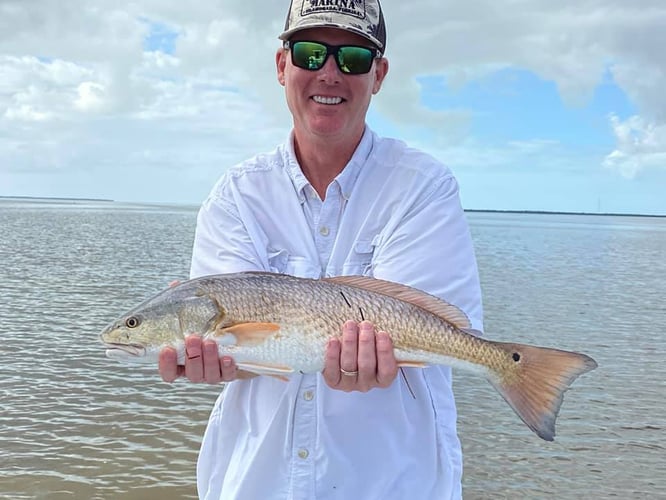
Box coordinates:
[162,325,397,389]
[323,321,398,392]
[375,331,398,388]
[323,335,343,387]
[185,336,205,383]
[202,340,222,384]
[159,336,239,385]
[356,322,378,390]
[158,346,183,383]
[323,321,362,390]
[340,320,360,377]
[190,337,241,384]
[220,356,240,382]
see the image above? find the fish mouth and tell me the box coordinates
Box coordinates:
[103,342,147,358]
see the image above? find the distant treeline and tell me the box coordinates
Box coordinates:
[465,209,665,218]
[1,196,663,217]
[0,195,114,202]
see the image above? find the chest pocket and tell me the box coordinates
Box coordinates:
[267,249,289,274]
[268,249,322,278]
[342,239,375,276]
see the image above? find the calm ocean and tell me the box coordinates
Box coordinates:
[0,199,664,499]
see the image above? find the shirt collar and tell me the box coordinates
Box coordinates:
[284,133,310,203]
[336,127,373,200]
[283,126,375,203]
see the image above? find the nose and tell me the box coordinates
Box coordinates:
[317,54,342,84]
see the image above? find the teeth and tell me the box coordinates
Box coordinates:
[313,96,343,105]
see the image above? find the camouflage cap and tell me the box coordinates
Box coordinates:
[279,0,387,53]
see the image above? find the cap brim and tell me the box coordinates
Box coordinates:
[278,25,384,51]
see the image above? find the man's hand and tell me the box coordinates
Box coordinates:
[158,335,247,384]
[160,321,399,389]
[160,278,252,384]
[322,320,399,392]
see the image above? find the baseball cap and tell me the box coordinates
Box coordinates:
[279,0,387,53]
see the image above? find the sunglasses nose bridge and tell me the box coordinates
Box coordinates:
[318,50,344,79]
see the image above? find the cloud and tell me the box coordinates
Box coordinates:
[0,0,665,203]
[379,1,666,128]
[603,114,666,178]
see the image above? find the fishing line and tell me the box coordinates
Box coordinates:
[401,369,416,400]
[339,291,352,308]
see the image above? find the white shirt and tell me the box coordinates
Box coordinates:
[191,127,483,500]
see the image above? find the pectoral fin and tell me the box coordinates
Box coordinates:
[214,322,280,346]
[235,361,294,382]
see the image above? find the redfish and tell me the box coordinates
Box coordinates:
[100,272,597,441]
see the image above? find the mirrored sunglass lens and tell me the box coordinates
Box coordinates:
[337,46,374,74]
[292,42,328,70]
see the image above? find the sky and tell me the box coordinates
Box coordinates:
[1,0,665,215]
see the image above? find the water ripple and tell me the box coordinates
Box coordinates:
[1,205,665,498]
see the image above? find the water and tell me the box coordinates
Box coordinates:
[459,212,665,499]
[0,200,664,499]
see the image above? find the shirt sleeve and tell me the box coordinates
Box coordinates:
[189,181,266,279]
[371,172,484,332]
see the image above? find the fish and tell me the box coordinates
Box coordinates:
[99,272,597,441]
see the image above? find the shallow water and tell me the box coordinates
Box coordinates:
[459,212,666,499]
[1,201,664,499]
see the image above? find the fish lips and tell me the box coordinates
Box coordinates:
[103,342,147,359]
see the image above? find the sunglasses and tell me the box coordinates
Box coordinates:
[284,40,380,75]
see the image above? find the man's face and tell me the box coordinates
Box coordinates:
[276,27,389,144]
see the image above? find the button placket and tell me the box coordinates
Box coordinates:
[290,377,317,497]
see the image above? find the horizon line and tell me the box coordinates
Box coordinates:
[1,195,664,218]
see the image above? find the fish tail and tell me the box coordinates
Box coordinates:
[487,342,597,441]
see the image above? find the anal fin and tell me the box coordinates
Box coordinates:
[397,360,429,368]
[236,361,294,382]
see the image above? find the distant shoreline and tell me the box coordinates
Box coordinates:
[0,195,114,203]
[465,209,666,218]
[1,195,664,218]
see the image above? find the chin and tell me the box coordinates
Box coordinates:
[307,118,349,137]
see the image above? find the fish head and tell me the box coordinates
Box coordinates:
[99,282,223,364]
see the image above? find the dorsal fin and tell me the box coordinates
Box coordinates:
[324,276,471,329]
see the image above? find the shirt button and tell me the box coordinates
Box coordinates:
[319,226,330,236]
[298,448,309,459]
[303,390,314,401]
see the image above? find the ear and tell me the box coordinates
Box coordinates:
[276,48,287,86]
[372,57,389,95]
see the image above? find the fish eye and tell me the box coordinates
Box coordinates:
[125,316,141,328]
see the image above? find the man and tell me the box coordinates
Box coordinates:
[160,1,483,498]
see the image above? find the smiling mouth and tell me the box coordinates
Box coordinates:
[312,95,343,105]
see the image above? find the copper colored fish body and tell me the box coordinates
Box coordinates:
[100,272,597,441]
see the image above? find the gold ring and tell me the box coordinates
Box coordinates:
[340,368,359,377]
